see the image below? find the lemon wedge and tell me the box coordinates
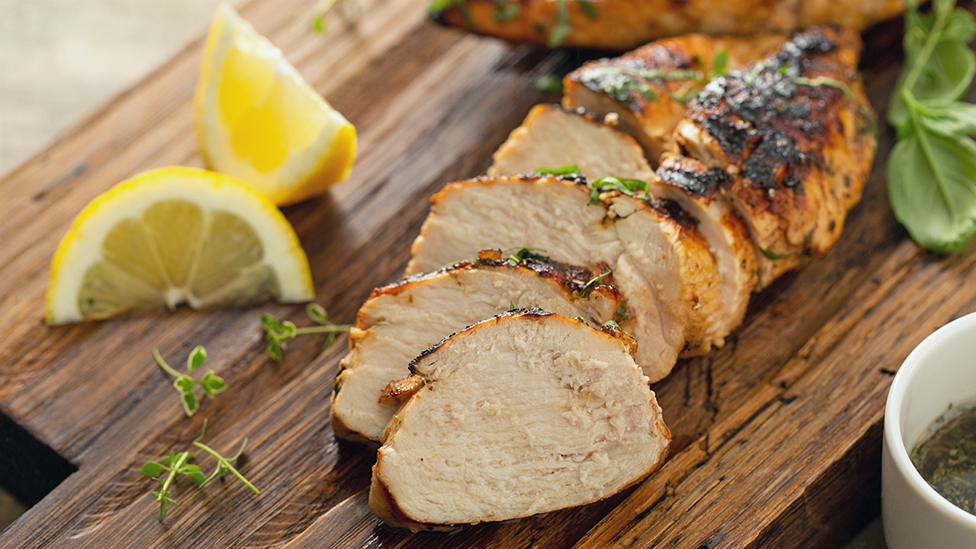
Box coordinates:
[195,3,357,205]
[45,166,314,325]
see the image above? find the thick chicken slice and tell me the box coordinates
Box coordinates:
[488,104,655,181]
[653,153,757,345]
[331,250,620,442]
[674,26,877,286]
[562,33,787,165]
[430,0,903,50]
[407,173,722,380]
[369,309,670,531]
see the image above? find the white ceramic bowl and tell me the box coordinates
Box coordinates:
[883,312,976,549]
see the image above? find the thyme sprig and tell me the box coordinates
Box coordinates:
[261,304,351,361]
[153,346,226,417]
[140,420,258,521]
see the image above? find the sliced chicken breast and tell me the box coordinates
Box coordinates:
[675,26,876,287]
[430,0,903,50]
[563,33,787,165]
[654,153,757,346]
[332,250,621,442]
[488,104,655,182]
[406,173,722,380]
[369,309,671,531]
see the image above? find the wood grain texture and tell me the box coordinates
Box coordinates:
[0,1,969,547]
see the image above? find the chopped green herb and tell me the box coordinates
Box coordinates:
[493,0,520,22]
[534,164,580,175]
[548,0,572,47]
[533,74,564,93]
[576,0,598,19]
[712,48,729,76]
[588,176,652,205]
[759,248,791,260]
[580,267,611,297]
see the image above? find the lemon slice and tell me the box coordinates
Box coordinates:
[195,3,356,206]
[45,166,314,325]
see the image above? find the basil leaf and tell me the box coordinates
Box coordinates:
[888,125,976,254]
[913,101,976,136]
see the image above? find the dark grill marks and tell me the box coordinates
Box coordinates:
[656,157,730,200]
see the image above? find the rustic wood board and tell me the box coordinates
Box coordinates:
[1,0,973,547]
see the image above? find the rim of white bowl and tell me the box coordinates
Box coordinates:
[884,311,976,526]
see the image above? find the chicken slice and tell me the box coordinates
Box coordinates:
[331,250,621,442]
[675,26,877,287]
[488,104,655,181]
[369,309,670,531]
[429,0,904,51]
[563,33,787,165]
[406,173,722,380]
[653,153,757,346]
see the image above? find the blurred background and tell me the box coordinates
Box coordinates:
[0,0,241,176]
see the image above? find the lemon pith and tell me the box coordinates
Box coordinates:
[195,3,357,206]
[45,166,314,325]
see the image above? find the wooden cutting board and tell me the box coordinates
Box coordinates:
[1,0,973,546]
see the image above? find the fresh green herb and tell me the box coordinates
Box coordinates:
[429,0,474,28]
[81,298,94,312]
[533,75,565,93]
[580,267,611,297]
[712,48,729,77]
[759,248,791,260]
[506,247,541,265]
[793,76,856,100]
[576,0,598,19]
[602,319,621,329]
[548,0,572,48]
[588,176,652,205]
[493,0,520,21]
[262,304,351,361]
[887,0,976,253]
[614,300,631,321]
[310,0,359,35]
[534,164,581,175]
[141,420,258,521]
[153,347,226,417]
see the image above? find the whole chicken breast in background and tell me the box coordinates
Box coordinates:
[429,0,905,51]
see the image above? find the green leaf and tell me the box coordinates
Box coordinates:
[324,332,337,351]
[912,101,976,136]
[306,303,329,324]
[174,376,195,394]
[266,340,283,362]
[281,321,298,336]
[588,176,651,204]
[188,471,207,488]
[532,75,564,93]
[712,48,729,76]
[182,392,200,417]
[140,462,165,477]
[187,345,207,372]
[887,124,976,253]
[580,267,611,297]
[493,0,520,21]
[602,319,621,329]
[161,453,174,467]
[201,371,227,398]
[547,0,571,48]
[534,165,580,175]
[260,314,282,334]
[576,0,597,19]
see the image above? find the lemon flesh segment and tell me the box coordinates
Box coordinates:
[46,166,314,325]
[197,4,357,206]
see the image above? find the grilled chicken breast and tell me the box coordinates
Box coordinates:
[674,26,876,286]
[488,104,655,181]
[430,0,904,50]
[406,173,722,381]
[562,33,787,165]
[332,251,620,442]
[369,309,670,531]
